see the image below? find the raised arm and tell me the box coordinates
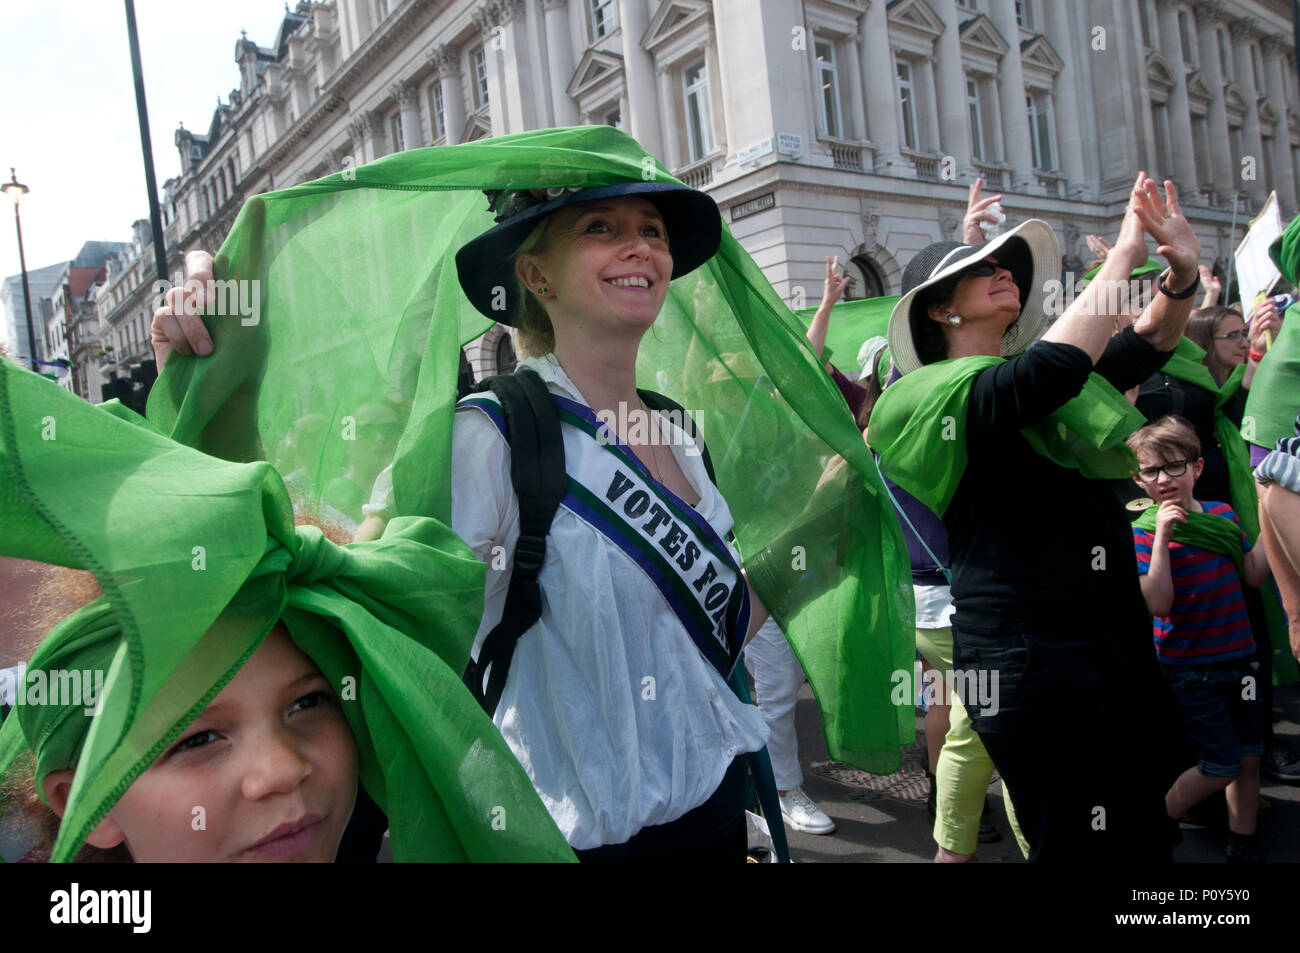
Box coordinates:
[1127,180,1202,352]
[806,256,852,361]
[151,250,217,368]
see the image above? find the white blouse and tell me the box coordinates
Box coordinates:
[368,354,768,850]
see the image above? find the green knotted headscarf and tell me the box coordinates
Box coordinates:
[867,355,1146,516]
[144,124,915,776]
[0,358,575,862]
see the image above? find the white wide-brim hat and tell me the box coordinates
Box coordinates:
[887,219,1061,375]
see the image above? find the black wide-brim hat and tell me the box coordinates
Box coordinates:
[455,181,722,323]
[887,219,1060,375]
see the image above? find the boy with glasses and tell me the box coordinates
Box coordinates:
[1128,416,1272,861]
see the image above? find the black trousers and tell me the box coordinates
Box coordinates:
[575,757,748,862]
[957,622,1181,863]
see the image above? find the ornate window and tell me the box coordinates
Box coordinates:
[816,40,842,138]
[897,59,919,151]
[967,78,985,160]
[590,0,616,40]
[683,60,713,162]
[1026,92,1057,171]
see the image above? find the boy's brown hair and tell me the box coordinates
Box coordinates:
[1126,414,1202,465]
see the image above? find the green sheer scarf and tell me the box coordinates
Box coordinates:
[867,355,1145,515]
[1133,505,1245,581]
[145,125,915,775]
[0,358,574,862]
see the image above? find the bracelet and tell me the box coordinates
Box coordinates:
[1249,349,1266,363]
[1155,268,1200,300]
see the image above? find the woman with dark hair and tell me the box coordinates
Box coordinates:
[869,173,1201,861]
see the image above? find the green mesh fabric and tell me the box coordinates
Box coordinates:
[794,296,898,377]
[869,356,1144,516]
[0,359,574,862]
[146,125,916,775]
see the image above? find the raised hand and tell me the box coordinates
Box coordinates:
[963,177,1004,245]
[1250,295,1283,355]
[821,256,852,309]
[1085,234,1113,263]
[1198,264,1222,307]
[1108,173,1152,274]
[151,250,216,369]
[1130,177,1200,286]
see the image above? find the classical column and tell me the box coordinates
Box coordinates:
[1194,1,1235,202]
[931,0,973,178]
[860,0,904,173]
[656,64,682,168]
[541,0,578,126]
[988,0,1034,190]
[429,45,466,145]
[473,6,508,135]
[1231,16,1268,206]
[391,81,424,150]
[843,27,866,140]
[1154,0,1198,193]
[497,0,537,131]
[618,0,663,158]
[1045,0,1086,195]
[525,0,552,126]
[704,32,726,156]
[1263,36,1299,214]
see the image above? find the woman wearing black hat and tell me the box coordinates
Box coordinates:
[869,173,1202,862]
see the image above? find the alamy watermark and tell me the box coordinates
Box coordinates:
[151,277,261,326]
[890,661,1000,717]
[0,666,104,715]
[594,402,704,457]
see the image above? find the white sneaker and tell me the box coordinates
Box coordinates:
[779,787,836,835]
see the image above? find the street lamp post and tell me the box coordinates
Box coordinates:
[2,168,37,372]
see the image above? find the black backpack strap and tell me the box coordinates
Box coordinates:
[466,367,566,717]
[637,389,717,485]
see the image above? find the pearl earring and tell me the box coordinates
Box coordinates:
[946,313,963,327]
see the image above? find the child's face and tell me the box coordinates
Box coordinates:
[1133,448,1203,508]
[48,624,358,862]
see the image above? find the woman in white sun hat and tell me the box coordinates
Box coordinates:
[869,173,1202,862]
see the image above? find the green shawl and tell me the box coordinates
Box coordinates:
[146,125,915,775]
[795,295,898,378]
[867,355,1145,515]
[1133,505,1246,582]
[0,359,574,862]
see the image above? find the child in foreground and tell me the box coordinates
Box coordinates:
[1128,416,1270,862]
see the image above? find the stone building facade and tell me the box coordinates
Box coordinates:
[94,0,1300,391]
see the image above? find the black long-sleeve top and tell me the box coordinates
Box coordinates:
[942,326,1174,637]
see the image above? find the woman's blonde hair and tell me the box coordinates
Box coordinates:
[511,219,556,358]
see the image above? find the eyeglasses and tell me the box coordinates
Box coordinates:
[1136,458,1195,482]
[1214,331,1248,343]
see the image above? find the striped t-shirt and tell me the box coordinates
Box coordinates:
[1133,501,1255,665]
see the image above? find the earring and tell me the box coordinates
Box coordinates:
[536,286,549,296]
[946,313,963,327]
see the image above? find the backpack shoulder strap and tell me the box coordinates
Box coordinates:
[637,389,718,486]
[466,367,566,717]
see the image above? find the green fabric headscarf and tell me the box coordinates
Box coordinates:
[0,358,574,862]
[867,355,1146,515]
[144,125,916,776]
[1081,256,1163,283]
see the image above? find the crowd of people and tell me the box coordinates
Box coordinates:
[2,125,1299,864]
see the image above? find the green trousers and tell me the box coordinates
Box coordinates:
[916,627,1029,857]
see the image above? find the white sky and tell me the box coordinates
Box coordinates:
[0,1,292,283]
